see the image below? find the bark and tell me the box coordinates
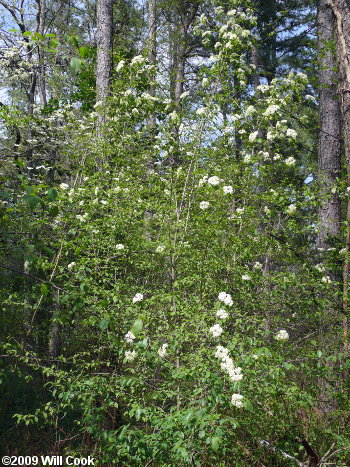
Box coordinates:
[317,0,341,250]
[147,0,157,131]
[326,0,350,380]
[96,0,113,104]
[36,0,47,107]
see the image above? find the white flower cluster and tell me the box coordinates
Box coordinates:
[223,185,233,194]
[125,350,136,362]
[216,308,229,319]
[208,175,221,186]
[285,157,296,166]
[209,323,223,337]
[156,245,165,253]
[275,329,289,341]
[131,55,145,66]
[264,104,280,116]
[132,293,143,303]
[158,343,168,358]
[215,346,243,383]
[116,244,125,250]
[218,291,233,307]
[124,331,136,344]
[200,201,210,210]
[286,204,296,215]
[231,393,244,408]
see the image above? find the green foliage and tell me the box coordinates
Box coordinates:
[0,0,349,465]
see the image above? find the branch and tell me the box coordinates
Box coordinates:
[0,264,65,292]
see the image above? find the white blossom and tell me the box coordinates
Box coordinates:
[158,343,168,358]
[208,176,221,186]
[285,157,296,166]
[242,274,251,281]
[67,262,76,270]
[131,55,145,65]
[218,292,228,301]
[315,263,325,272]
[199,201,210,210]
[125,350,136,362]
[209,323,223,337]
[286,204,296,215]
[253,262,263,270]
[218,292,233,306]
[196,107,207,116]
[132,293,144,303]
[286,128,297,139]
[180,91,189,99]
[231,393,244,407]
[215,345,229,359]
[275,329,289,341]
[264,105,280,116]
[249,131,259,142]
[156,245,165,253]
[124,331,136,344]
[322,275,332,284]
[216,308,229,319]
[59,183,69,190]
[116,60,125,71]
[116,244,125,250]
[243,154,252,163]
[223,185,233,194]
[245,105,255,116]
[236,208,244,215]
[257,84,269,93]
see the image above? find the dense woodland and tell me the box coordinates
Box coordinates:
[0,0,350,465]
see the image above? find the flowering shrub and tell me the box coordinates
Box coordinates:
[0,1,349,465]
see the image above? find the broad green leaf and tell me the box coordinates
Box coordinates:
[47,188,58,201]
[70,57,82,73]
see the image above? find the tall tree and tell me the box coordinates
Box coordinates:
[317,0,341,250]
[96,0,113,104]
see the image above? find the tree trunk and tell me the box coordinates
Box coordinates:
[147,0,157,132]
[96,0,113,104]
[36,0,47,107]
[317,0,341,250]
[326,0,350,382]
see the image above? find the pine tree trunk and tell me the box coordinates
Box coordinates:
[317,0,341,250]
[327,0,350,383]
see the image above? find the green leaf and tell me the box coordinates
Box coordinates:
[70,57,81,73]
[79,46,89,58]
[245,399,253,412]
[99,318,110,331]
[211,436,220,451]
[80,283,89,292]
[47,188,58,201]
[131,318,143,336]
[40,283,49,296]
[49,205,59,217]
[25,186,35,194]
[25,195,41,209]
